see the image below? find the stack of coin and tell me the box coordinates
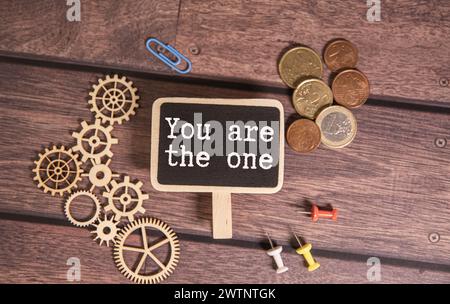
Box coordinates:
[279,39,369,152]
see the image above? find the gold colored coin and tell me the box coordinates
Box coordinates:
[332,69,370,109]
[278,47,323,88]
[292,78,333,120]
[287,119,321,153]
[323,39,358,72]
[315,105,357,149]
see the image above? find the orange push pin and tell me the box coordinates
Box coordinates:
[293,232,320,272]
[298,203,338,222]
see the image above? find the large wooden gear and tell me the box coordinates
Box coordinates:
[88,74,139,126]
[32,145,83,196]
[113,217,180,284]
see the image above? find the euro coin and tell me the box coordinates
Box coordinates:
[287,119,321,153]
[323,39,358,72]
[315,105,357,148]
[279,47,323,88]
[332,69,370,108]
[293,78,333,120]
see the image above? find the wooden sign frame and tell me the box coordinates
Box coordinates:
[151,98,285,239]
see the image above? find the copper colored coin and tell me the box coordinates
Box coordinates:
[332,69,370,108]
[287,119,321,153]
[323,39,358,71]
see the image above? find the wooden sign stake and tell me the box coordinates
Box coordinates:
[212,192,232,239]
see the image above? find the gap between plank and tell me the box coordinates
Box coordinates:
[0,52,450,111]
[1,210,449,274]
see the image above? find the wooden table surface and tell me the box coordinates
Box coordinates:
[0,0,449,283]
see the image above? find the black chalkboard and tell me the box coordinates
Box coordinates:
[150,98,284,193]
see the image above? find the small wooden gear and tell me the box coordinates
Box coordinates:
[64,190,101,227]
[81,158,119,191]
[88,74,140,126]
[91,214,120,247]
[72,119,118,163]
[103,176,148,222]
[113,217,180,284]
[32,145,83,196]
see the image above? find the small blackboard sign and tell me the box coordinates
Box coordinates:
[151,98,285,238]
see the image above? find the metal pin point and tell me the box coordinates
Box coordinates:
[297,204,338,222]
[265,232,288,274]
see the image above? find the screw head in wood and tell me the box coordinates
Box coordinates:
[428,232,440,243]
[439,77,449,87]
[434,138,447,148]
[188,44,200,55]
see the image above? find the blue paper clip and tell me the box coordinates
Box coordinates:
[146,38,192,74]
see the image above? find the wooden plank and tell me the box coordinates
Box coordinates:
[0,59,449,267]
[0,0,180,73]
[1,1,449,105]
[1,217,449,283]
[175,0,450,104]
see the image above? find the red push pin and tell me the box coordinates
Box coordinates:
[298,204,338,222]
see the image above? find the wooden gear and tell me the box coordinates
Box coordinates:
[33,145,83,196]
[72,119,118,163]
[64,190,101,227]
[81,158,119,191]
[113,217,180,284]
[88,74,140,125]
[91,214,120,247]
[103,175,148,222]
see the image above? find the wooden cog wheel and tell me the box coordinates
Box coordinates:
[113,217,180,284]
[88,74,139,126]
[72,119,118,163]
[32,145,83,196]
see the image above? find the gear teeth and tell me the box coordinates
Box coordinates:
[72,119,117,163]
[33,145,82,196]
[113,217,179,284]
[87,74,139,126]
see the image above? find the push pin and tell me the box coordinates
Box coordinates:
[298,203,338,222]
[293,232,320,272]
[265,232,288,274]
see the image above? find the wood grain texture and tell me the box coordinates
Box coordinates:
[0,59,449,275]
[0,0,180,73]
[1,1,449,106]
[175,0,450,104]
[1,218,450,283]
